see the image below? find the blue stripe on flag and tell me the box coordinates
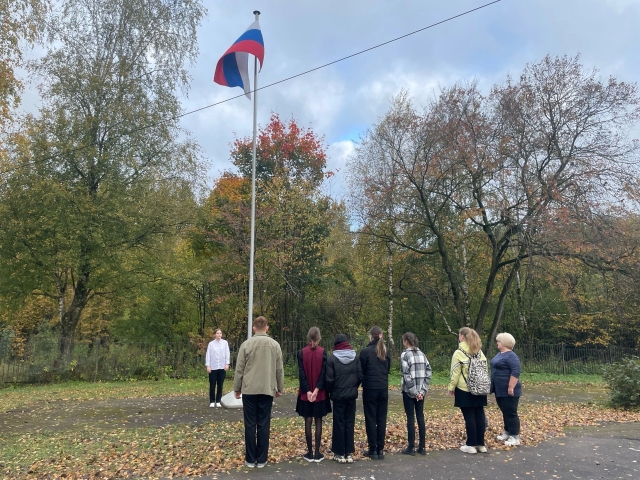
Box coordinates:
[222,53,244,88]
[234,29,263,45]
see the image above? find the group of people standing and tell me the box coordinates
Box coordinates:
[206,319,522,468]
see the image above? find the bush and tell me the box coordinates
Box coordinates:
[602,356,640,409]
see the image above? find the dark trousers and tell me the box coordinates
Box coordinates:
[496,395,520,435]
[362,388,388,452]
[460,406,486,447]
[242,394,274,464]
[209,369,226,403]
[402,392,425,449]
[331,399,356,456]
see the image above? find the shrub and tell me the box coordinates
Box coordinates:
[602,356,640,409]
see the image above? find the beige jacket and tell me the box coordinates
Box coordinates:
[233,332,284,396]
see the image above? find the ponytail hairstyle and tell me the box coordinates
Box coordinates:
[459,327,482,355]
[370,326,387,361]
[307,326,321,348]
[402,332,418,351]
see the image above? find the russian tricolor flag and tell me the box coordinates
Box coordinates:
[214,19,264,100]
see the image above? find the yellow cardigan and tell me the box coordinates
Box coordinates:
[448,341,487,393]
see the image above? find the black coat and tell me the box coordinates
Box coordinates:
[325,351,363,401]
[360,339,391,390]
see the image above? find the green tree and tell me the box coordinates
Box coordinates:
[0,0,205,357]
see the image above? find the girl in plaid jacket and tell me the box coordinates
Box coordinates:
[400,332,432,455]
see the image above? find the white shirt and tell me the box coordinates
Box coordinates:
[205,339,230,370]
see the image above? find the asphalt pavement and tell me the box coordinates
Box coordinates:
[189,422,640,480]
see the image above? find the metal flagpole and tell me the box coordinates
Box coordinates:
[247,10,260,339]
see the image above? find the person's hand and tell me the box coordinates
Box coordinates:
[224,365,229,371]
[276,391,282,398]
[508,387,515,396]
[234,390,241,399]
[417,393,424,401]
[448,390,455,397]
[307,391,314,402]
[206,366,211,374]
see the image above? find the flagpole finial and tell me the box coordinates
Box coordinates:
[253,10,260,18]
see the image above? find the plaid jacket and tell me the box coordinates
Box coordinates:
[400,348,432,398]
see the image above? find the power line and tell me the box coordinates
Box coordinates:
[1,0,503,175]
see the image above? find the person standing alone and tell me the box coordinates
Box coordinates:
[233,316,284,468]
[205,328,230,407]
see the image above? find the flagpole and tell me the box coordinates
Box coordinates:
[247,10,260,339]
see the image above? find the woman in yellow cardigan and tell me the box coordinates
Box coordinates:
[448,327,488,454]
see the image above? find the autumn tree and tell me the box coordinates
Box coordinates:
[0,0,206,357]
[348,55,640,347]
[193,114,336,345]
[0,0,49,129]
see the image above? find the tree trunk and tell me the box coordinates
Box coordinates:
[58,272,91,359]
[486,260,520,356]
[386,243,395,350]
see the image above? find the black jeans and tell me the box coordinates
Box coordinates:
[331,399,356,456]
[209,369,226,403]
[242,394,274,464]
[362,388,388,452]
[496,395,520,435]
[460,406,486,447]
[402,391,425,449]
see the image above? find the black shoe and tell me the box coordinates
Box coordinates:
[377,449,384,460]
[416,447,426,455]
[303,452,314,462]
[363,449,378,460]
[401,447,415,456]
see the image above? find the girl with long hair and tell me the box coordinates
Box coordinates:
[448,327,489,454]
[296,327,331,462]
[359,326,391,460]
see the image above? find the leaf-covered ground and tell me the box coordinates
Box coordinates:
[1,379,637,479]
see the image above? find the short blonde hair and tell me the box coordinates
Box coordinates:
[496,332,516,349]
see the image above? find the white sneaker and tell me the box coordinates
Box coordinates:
[209,402,216,407]
[504,436,521,446]
[477,446,488,453]
[459,445,477,454]
[346,454,354,463]
[333,455,345,463]
[216,402,222,408]
[496,431,509,441]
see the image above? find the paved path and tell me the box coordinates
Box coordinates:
[187,422,640,480]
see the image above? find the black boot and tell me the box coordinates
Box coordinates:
[363,448,378,460]
[401,446,415,456]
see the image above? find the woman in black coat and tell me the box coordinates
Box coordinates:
[359,326,391,460]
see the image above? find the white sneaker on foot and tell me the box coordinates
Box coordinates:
[333,455,345,463]
[346,454,354,463]
[504,436,520,446]
[497,431,509,441]
[209,402,216,407]
[459,445,477,454]
[477,446,488,453]
[216,402,222,408]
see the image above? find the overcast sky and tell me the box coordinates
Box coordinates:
[182,0,640,198]
[18,0,640,198]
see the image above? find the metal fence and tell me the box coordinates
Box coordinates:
[1,334,638,384]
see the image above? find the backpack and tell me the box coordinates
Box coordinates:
[458,349,491,395]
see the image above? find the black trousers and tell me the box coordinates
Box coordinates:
[460,406,486,447]
[402,392,425,449]
[496,395,520,435]
[242,394,274,464]
[209,369,226,403]
[331,399,356,456]
[362,388,388,452]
